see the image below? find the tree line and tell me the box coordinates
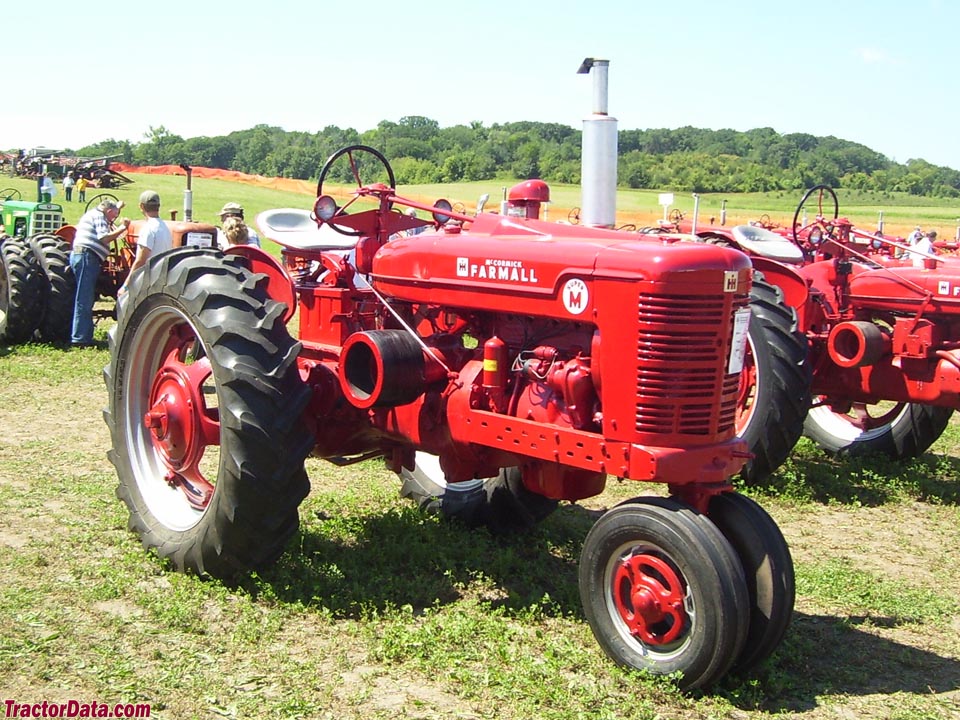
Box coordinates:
[73,117,960,198]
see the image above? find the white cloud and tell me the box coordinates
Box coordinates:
[857,47,890,64]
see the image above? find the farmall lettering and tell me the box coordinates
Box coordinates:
[456,257,538,284]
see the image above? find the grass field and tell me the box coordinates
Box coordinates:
[1,171,959,718]
[0,335,958,719]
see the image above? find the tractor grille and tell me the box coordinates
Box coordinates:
[635,292,748,437]
[31,211,63,235]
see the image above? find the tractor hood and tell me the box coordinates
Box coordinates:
[848,260,960,313]
[370,213,752,317]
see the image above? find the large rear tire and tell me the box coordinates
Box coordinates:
[0,236,44,344]
[803,400,952,459]
[28,233,75,344]
[104,248,313,578]
[736,272,811,484]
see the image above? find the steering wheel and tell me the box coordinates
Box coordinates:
[0,188,21,201]
[86,192,120,213]
[567,207,580,225]
[668,209,684,224]
[617,223,637,232]
[792,185,839,249]
[757,213,772,228]
[315,145,396,236]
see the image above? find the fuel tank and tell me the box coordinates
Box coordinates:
[370,213,752,318]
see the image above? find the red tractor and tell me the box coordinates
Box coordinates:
[104,146,794,690]
[662,185,957,461]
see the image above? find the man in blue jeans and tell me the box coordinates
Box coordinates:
[69,198,130,347]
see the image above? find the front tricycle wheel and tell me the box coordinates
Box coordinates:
[579,497,749,690]
[104,248,313,578]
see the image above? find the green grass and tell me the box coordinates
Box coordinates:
[2,338,958,718]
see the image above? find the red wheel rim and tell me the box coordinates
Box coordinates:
[612,552,687,646]
[144,325,220,510]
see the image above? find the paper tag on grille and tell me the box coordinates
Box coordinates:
[727,307,751,375]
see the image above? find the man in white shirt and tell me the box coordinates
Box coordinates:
[119,190,173,294]
[909,230,936,267]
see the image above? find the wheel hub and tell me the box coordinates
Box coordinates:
[613,553,686,645]
[146,369,200,469]
[142,348,219,511]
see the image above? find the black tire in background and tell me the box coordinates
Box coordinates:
[104,248,314,578]
[0,236,44,344]
[399,454,558,532]
[803,401,952,459]
[28,233,75,344]
[737,272,811,484]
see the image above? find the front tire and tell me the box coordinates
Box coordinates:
[578,497,749,690]
[708,492,794,673]
[803,400,952,459]
[104,248,313,578]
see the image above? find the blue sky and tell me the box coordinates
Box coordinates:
[6,0,958,170]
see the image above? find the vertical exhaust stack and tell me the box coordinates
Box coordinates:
[578,58,618,228]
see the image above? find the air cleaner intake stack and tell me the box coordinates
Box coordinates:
[577,58,618,229]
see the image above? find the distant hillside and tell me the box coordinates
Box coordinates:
[65,118,960,198]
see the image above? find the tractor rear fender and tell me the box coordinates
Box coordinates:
[224,245,297,325]
[750,256,807,313]
[55,224,76,247]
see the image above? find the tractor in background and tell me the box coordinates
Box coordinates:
[0,184,72,344]
[653,185,960,461]
[105,145,794,690]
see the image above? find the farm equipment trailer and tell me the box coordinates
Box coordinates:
[105,145,795,690]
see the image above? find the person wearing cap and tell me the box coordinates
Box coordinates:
[118,190,173,295]
[69,198,131,346]
[215,202,260,250]
[909,229,937,268]
[906,225,923,245]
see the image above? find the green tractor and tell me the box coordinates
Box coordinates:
[0,187,65,239]
[0,186,75,344]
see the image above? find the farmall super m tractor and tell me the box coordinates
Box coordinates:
[104,146,794,690]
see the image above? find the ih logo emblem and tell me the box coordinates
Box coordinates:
[724,271,739,293]
[456,257,469,277]
[563,278,589,315]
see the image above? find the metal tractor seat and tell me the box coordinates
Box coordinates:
[256,208,357,251]
[731,224,805,264]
